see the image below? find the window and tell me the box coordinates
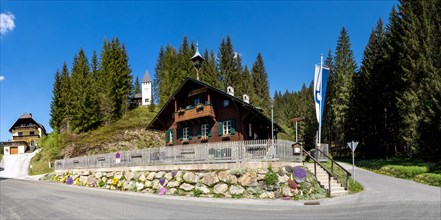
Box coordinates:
[183,127,190,140]
[30,141,35,146]
[194,97,201,106]
[30,131,35,136]
[248,124,253,138]
[223,100,230,107]
[18,132,23,136]
[166,129,174,144]
[201,124,209,138]
[145,98,149,103]
[223,121,231,135]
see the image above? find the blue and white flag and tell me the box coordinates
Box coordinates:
[313,65,329,128]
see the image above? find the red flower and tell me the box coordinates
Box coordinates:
[288,179,297,189]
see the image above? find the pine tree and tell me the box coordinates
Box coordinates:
[251,53,271,114]
[153,46,165,106]
[70,49,91,132]
[218,36,236,91]
[200,49,221,89]
[329,27,357,149]
[49,69,62,132]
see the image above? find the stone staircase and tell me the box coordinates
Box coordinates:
[304,163,348,196]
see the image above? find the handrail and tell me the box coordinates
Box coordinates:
[314,148,351,190]
[302,148,333,196]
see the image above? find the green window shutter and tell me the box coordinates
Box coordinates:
[166,129,170,142]
[178,128,183,141]
[231,120,236,135]
[218,122,223,136]
[208,123,213,137]
[189,127,193,140]
[198,125,202,139]
[171,129,174,143]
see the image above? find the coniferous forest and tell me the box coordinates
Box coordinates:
[50,0,440,162]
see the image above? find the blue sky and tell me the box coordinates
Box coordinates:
[0,0,397,141]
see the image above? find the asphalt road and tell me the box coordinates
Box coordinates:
[0,165,440,220]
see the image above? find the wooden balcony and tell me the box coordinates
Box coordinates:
[175,105,215,123]
[12,135,40,141]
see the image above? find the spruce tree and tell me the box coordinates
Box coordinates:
[49,69,62,132]
[218,36,236,91]
[200,49,222,89]
[251,53,271,114]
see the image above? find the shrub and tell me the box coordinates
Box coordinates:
[379,165,428,179]
[264,166,278,187]
[66,177,73,185]
[288,179,297,189]
[192,188,203,197]
[293,167,306,183]
[415,173,441,187]
[112,178,119,186]
[98,180,106,187]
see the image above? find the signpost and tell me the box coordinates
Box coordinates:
[347,141,359,181]
[115,152,121,164]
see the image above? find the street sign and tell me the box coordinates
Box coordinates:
[347,141,359,182]
[115,152,121,164]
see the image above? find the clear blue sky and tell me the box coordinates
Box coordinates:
[0,0,397,141]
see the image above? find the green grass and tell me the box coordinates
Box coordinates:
[30,106,163,175]
[338,157,441,187]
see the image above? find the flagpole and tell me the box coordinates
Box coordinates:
[318,54,323,149]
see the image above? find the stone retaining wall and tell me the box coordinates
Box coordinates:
[44,162,327,200]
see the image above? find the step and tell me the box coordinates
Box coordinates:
[304,162,349,197]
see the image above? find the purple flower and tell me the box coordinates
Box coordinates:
[293,167,306,179]
[159,187,167,195]
[66,177,73,185]
[159,178,165,186]
[282,196,291,200]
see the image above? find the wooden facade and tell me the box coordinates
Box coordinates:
[147,78,282,146]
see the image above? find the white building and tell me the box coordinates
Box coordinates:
[142,69,152,106]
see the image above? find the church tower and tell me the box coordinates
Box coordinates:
[141,69,152,106]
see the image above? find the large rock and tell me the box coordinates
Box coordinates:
[282,185,294,197]
[164,172,173,181]
[278,175,290,183]
[195,185,210,194]
[155,171,165,179]
[238,171,258,187]
[114,172,123,179]
[80,176,88,184]
[136,182,144,191]
[229,185,245,195]
[167,180,181,188]
[202,172,219,186]
[147,172,156,181]
[175,171,183,182]
[152,179,160,190]
[167,188,177,195]
[259,191,275,199]
[213,183,228,194]
[94,172,102,179]
[124,171,134,181]
[139,173,146,182]
[101,177,108,183]
[218,171,237,184]
[257,174,265,181]
[87,176,96,186]
[183,172,198,184]
[144,180,152,188]
[179,183,194,191]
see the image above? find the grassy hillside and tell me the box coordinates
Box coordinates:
[30,107,164,175]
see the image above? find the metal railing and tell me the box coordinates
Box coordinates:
[315,148,351,190]
[54,139,302,170]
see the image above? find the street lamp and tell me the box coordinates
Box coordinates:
[270,98,274,157]
[191,42,204,80]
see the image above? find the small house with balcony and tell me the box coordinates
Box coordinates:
[147,77,282,146]
[2,113,46,155]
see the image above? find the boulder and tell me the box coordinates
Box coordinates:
[167,188,177,195]
[183,172,198,184]
[195,185,210,194]
[175,171,183,182]
[101,177,108,183]
[114,172,123,179]
[144,180,152,188]
[152,179,160,190]
[167,180,181,188]
[164,172,173,181]
[278,175,290,183]
[217,171,237,184]
[202,172,219,186]
[179,183,194,191]
[87,176,96,186]
[213,183,228,194]
[259,191,275,199]
[136,182,144,191]
[147,172,156,181]
[94,172,102,179]
[238,171,258,187]
[139,173,146,182]
[229,185,245,195]
[155,171,166,179]
[282,185,294,197]
[257,174,265,181]
[124,171,134,181]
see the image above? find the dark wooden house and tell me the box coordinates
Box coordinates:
[147,78,282,146]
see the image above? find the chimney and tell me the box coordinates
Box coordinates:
[227,86,234,96]
[243,94,250,104]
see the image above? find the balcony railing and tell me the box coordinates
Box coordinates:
[12,135,40,141]
[175,104,215,123]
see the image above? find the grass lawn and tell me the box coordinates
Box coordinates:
[338,157,441,187]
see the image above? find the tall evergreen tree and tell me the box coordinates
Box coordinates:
[49,69,62,132]
[70,49,91,132]
[200,49,221,89]
[218,36,236,91]
[251,53,271,114]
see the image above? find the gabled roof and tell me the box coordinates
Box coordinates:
[147,77,283,132]
[142,69,151,83]
[9,113,47,134]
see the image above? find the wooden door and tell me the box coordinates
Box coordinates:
[10,147,18,154]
